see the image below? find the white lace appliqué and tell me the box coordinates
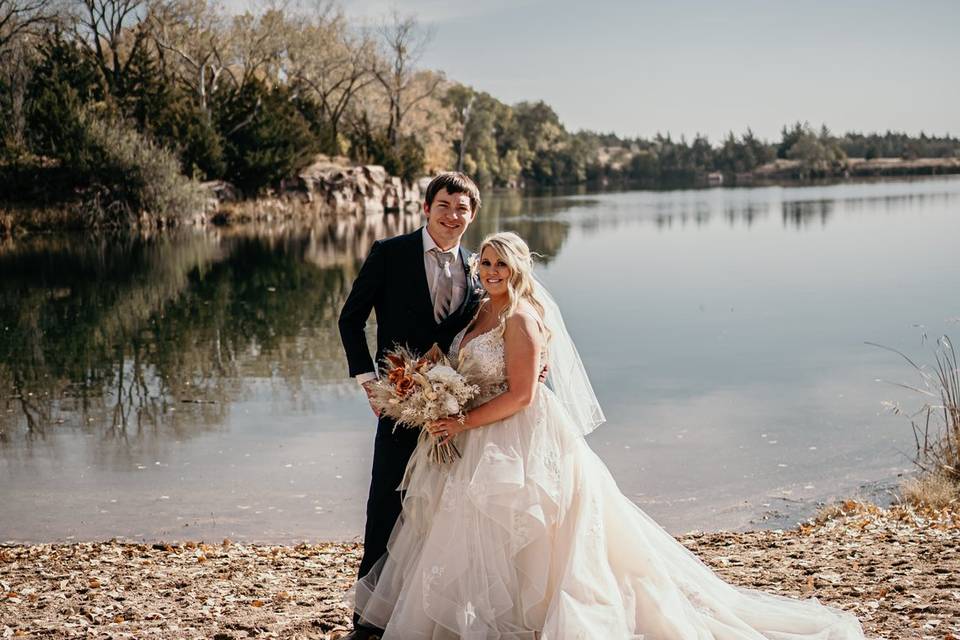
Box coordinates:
[422,564,445,608]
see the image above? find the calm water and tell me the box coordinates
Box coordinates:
[2,177,959,542]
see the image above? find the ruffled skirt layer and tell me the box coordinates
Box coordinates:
[353,387,866,640]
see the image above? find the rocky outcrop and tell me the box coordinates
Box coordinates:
[289,156,421,215]
[203,156,423,226]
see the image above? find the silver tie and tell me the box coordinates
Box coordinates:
[432,248,454,322]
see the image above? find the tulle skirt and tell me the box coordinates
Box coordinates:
[352,386,867,639]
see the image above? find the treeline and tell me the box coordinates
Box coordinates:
[1,0,959,223]
[0,0,449,220]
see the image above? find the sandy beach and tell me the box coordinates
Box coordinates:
[1,501,956,639]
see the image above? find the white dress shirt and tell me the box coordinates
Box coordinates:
[356,228,467,386]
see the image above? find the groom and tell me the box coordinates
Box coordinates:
[338,172,484,639]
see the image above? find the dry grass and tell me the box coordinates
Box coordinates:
[900,472,960,509]
[870,335,960,483]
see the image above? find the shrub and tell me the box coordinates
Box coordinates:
[67,109,205,224]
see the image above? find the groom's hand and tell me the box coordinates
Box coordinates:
[361,381,382,417]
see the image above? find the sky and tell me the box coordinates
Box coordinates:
[336,0,960,143]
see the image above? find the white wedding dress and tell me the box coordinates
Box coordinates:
[353,323,867,639]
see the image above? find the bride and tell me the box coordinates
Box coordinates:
[351,231,866,639]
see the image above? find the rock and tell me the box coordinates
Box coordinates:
[205,156,424,224]
[202,180,240,204]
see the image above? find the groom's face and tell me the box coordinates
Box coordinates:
[424,188,475,250]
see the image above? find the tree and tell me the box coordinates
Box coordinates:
[0,0,58,154]
[284,3,374,154]
[74,0,153,97]
[148,0,230,115]
[215,79,318,194]
[372,11,440,147]
[25,29,104,161]
[443,83,474,172]
[0,0,57,54]
[777,122,806,159]
[224,6,287,91]
[785,124,846,176]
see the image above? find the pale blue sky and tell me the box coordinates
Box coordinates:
[341,0,959,142]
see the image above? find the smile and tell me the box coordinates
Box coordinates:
[440,221,460,229]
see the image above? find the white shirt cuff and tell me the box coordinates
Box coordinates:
[356,371,378,386]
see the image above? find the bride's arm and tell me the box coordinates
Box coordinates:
[428,312,542,441]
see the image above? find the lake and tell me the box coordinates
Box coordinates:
[2,177,958,543]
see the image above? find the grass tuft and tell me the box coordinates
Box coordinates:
[870,335,960,483]
[899,473,960,510]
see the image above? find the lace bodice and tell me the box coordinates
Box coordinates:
[451,327,506,382]
[450,323,547,405]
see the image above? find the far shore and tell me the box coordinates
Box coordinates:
[2,157,959,236]
[1,501,956,639]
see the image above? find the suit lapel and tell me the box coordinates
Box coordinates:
[438,246,480,331]
[455,245,479,317]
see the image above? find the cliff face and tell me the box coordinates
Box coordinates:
[204,156,423,226]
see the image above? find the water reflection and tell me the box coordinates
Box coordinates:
[0,214,422,454]
[782,200,834,228]
[3,178,957,452]
[2,177,959,541]
[0,205,578,461]
[505,177,960,234]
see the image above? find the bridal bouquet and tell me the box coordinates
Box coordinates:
[367,344,479,463]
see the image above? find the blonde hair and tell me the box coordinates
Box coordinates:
[474,232,550,341]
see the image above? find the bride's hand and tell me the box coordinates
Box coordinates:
[426,416,467,445]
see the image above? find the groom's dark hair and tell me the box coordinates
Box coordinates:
[424,172,482,214]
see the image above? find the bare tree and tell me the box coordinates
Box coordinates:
[284,3,374,153]
[0,0,58,54]
[225,4,288,91]
[373,11,439,146]
[148,0,229,113]
[0,0,57,152]
[73,0,151,95]
[0,36,35,149]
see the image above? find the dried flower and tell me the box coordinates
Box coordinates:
[367,344,480,463]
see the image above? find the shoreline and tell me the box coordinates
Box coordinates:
[3,163,959,237]
[2,501,956,639]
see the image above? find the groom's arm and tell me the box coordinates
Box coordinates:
[338,240,386,378]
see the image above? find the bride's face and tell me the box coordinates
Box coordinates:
[478,246,511,298]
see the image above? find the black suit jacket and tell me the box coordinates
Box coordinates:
[339,227,482,379]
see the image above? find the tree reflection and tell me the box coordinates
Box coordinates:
[0,213,424,454]
[781,200,834,228]
[465,190,574,262]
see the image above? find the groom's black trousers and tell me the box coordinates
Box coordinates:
[353,415,420,628]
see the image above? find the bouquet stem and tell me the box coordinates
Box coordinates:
[429,438,462,464]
